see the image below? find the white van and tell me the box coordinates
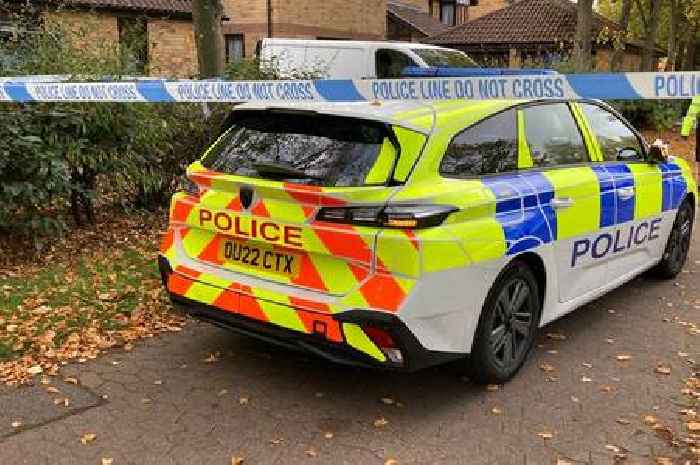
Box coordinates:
[258,38,477,80]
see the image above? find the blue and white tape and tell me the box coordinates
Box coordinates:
[1,71,698,103]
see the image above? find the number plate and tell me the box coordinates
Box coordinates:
[218,240,301,278]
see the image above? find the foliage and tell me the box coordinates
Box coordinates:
[610,100,691,130]
[0,7,229,239]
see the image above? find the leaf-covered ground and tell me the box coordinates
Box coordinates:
[0,211,185,385]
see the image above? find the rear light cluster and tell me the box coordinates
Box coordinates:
[316,204,457,229]
[361,325,403,364]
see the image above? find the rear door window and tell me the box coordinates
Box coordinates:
[440,109,518,177]
[521,103,588,167]
[201,111,397,187]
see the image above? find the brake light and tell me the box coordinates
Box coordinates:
[315,204,456,229]
[362,326,396,348]
[361,325,403,364]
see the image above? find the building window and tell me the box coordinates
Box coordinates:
[225,34,245,62]
[440,0,456,26]
[118,17,148,73]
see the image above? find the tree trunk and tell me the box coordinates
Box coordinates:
[682,26,697,70]
[574,0,594,71]
[640,0,661,71]
[610,0,633,71]
[192,0,225,78]
[667,0,681,70]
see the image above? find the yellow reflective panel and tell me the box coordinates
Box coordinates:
[516,110,534,169]
[570,103,602,162]
[628,163,662,219]
[365,138,397,184]
[393,127,427,182]
[543,167,600,239]
[342,323,386,361]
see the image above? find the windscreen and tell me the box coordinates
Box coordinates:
[201,111,395,187]
[412,49,478,68]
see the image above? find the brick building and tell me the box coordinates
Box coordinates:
[428,0,660,70]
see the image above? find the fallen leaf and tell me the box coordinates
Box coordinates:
[101,459,113,465]
[323,432,334,439]
[655,365,671,375]
[80,433,96,445]
[491,407,502,415]
[64,377,78,385]
[239,396,249,405]
[153,380,163,385]
[537,431,554,440]
[644,415,658,426]
[373,417,389,428]
[384,460,399,465]
[305,449,318,457]
[231,457,244,465]
[269,438,283,445]
[556,459,573,465]
[605,444,621,453]
[46,386,60,394]
[605,337,615,344]
[655,457,673,465]
[687,421,700,432]
[217,389,228,396]
[486,384,500,391]
[203,352,220,363]
[581,362,593,368]
[539,362,556,372]
[11,421,22,428]
[616,355,632,361]
[581,376,592,383]
[27,366,42,375]
[616,418,631,425]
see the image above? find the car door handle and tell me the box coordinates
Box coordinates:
[551,197,574,209]
[617,187,635,200]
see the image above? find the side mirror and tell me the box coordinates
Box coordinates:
[648,139,670,163]
[617,147,640,161]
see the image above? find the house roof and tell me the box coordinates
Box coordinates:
[429,0,622,45]
[387,1,449,38]
[50,0,192,15]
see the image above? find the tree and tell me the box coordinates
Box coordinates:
[191,0,225,78]
[633,0,662,70]
[574,0,594,71]
[610,0,633,71]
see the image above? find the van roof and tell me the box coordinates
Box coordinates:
[234,100,526,135]
[261,38,458,52]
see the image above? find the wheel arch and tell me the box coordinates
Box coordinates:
[509,251,546,318]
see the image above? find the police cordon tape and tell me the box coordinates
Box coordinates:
[0,71,699,103]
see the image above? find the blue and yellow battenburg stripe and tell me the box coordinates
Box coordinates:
[479,161,690,256]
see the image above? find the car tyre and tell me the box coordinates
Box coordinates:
[653,199,694,279]
[466,260,541,384]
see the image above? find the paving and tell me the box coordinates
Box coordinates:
[0,235,698,465]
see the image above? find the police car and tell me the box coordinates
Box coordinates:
[159,98,697,383]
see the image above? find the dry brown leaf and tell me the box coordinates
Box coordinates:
[687,421,700,432]
[80,433,96,445]
[655,365,672,375]
[27,366,42,375]
[373,417,389,428]
[644,415,658,426]
[64,377,78,385]
[384,460,399,465]
[616,418,631,425]
[231,457,244,465]
[537,431,554,440]
[323,432,334,439]
[491,407,503,415]
[239,397,249,405]
[11,421,22,428]
[605,444,621,453]
[305,449,318,457]
[556,459,573,465]
[616,354,632,361]
[539,362,556,372]
[46,386,60,394]
[655,457,673,465]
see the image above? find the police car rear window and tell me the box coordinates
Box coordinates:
[202,111,392,187]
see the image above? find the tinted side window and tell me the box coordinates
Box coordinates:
[440,110,517,177]
[522,103,588,167]
[580,103,643,161]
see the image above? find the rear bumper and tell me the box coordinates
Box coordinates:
[159,255,461,372]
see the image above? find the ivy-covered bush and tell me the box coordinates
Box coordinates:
[0,7,229,240]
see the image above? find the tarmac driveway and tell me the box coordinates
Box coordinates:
[0,234,698,465]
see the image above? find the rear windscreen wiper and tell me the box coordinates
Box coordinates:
[252,162,324,180]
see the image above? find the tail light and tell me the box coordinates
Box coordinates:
[361,325,403,364]
[316,204,456,229]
